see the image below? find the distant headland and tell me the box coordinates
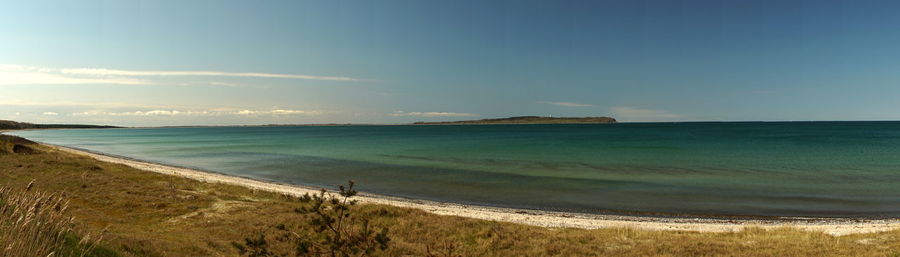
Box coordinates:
[0,120,120,130]
[413,116,617,125]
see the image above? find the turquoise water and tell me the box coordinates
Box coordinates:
[11,122,900,217]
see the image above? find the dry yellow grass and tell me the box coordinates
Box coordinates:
[0,185,111,257]
[2,135,900,256]
[0,186,71,257]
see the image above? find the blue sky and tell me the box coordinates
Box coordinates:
[2,0,900,126]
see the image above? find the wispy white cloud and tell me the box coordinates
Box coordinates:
[0,100,188,109]
[537,101,593,107]
[0,64,148,85]
[207,81,238,87]
[73,110,210,117]
[42,112,59,116]
[234,109,322,115]
[60,68,359,81]
[73,109,322,117]
[0,64,359,86]
[0,101,324,118]
[389,111,478,117]
[611,106,682,121]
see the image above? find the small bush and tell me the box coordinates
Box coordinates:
[233,181,390,257]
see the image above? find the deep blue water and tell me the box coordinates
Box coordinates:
[11,122,900,217]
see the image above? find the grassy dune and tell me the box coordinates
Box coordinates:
[2,135,900,256]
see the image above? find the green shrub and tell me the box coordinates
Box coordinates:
[233,181,390,257]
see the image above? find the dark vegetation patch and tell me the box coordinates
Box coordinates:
[0,135,40,154]
[12,143,40,154]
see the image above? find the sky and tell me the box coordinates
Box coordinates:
[2,0,900,126]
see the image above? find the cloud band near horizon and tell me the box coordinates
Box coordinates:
[389,111,478,117]
[537,101,594,107]
[0,64,360,86]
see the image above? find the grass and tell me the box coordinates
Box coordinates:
[1,135,900,256]
[0,184,118,257]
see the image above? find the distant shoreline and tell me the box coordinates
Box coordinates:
[23,138,900,236]
[7,119,900,131]
[102,120,900,129]
[412,116,617,125]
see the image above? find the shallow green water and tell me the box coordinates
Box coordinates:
[12,122,900,217]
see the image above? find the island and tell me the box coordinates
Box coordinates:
[412,116,617,125]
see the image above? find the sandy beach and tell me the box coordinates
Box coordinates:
[42,142,900,236]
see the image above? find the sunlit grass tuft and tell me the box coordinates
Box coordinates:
[0,184,113,257]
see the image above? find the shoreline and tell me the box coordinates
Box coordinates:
[35,142,900,236]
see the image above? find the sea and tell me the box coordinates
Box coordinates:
[10,122,900,218]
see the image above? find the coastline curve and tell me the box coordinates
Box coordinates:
[35,141,900,236]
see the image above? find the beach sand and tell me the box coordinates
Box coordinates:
[45,143,900,236]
